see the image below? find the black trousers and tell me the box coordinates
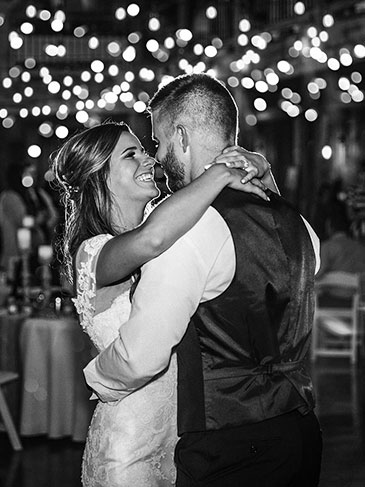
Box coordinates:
[175,410,322,487]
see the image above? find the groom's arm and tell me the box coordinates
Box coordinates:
[84,207,235,402]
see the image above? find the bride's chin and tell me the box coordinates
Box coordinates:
[150,186,160,198]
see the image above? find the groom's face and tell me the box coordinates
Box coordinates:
[159,144,185,192]
[151,112,188,193]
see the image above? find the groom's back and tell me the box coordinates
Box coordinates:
[177,188,316,434]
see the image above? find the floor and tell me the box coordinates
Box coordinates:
[0,358,364,487]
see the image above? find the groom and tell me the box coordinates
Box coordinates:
[85,74,322,486]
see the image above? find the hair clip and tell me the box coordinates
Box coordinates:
[61,175,79,199]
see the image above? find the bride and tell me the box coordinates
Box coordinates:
[52,121,272,486]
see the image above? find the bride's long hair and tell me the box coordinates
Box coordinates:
[51,121,131,284]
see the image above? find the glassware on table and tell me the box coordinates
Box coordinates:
[0,270,10,308]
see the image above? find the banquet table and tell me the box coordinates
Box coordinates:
[19,315,96,441]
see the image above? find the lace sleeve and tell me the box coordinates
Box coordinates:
[72,234,113,333]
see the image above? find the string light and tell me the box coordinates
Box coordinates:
[351,72,362,83]
[266,72,279,85]
[42,105,51,115]
[322,14,334,28]
[294,2,305,15]
[28,144,41,158]
[0,2,364,134]
[146,39,159,53]
[255,80,268,93]
[20,22,34,35]
[245,114,257,126]
[164,37,175,49]
[354,44,365,58]
[39,10,51,21]
[74,26,87,38]
[9,67,21,78]
[133,101,146,113]
[254,98,267,111]
[321,146,332,159]
[123,46,136,62]
[127,4,140,17]
[26,5,37,18]
[115,8,126,20]
[227,76,239,88]
[88,37,99,49]
[55,126,68,138]
[24,58,36,69]
[193,43,204,55]
[107,42,121,56]
[128,32,140,44]
[24,87,33,97]
[148,17,160,31]
[176,29,193,42]
[239,19,251,32]
[31,107,41,116]
[206,7,217,19]
[327,57,340,70]
[91,60,104,73]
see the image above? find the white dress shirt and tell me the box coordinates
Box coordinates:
[84,207,320,402]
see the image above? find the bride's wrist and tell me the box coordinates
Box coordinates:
[203,162,231,187]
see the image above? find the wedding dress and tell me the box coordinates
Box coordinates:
[73,234,178,487]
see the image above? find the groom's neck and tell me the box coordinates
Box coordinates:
[190,140,227,181]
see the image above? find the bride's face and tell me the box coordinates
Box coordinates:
[108,131,159,216]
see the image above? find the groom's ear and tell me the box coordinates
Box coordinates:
[176,124,189,153]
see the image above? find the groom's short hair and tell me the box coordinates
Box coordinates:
[148,73,238,144]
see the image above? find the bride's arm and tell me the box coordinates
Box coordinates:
[96,162,267,287]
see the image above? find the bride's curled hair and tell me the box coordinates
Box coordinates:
[50,121,131,284]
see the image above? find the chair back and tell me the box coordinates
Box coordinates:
[316,271,360,291]
[312,272,361,363]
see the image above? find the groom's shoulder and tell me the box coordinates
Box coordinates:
[150,206,231,262]
[190,206,230,236]
[140,205,234,279]
[181,206,232,253]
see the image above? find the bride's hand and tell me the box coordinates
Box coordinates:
[211,145,271,183]
[205,164,269,201]
[204,146,271,200]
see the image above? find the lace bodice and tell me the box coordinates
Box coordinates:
[73,234,132,351]
[73,234,178,486]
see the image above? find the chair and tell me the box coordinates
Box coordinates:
[0,371,23,451]
[311,272,361,364]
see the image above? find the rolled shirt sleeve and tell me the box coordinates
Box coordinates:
[84,207,235,402]
[301,216,320,274]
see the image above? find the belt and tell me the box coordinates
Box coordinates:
[205,359,305,380]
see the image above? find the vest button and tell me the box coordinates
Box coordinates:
[250,442,257,455]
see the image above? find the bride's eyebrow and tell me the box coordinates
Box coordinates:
[120,145,139,155]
